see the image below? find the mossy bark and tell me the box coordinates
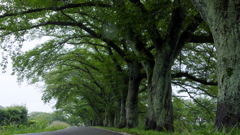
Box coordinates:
[144,62,156,130]
[190,0,240,130]
[126,62,142,128]
[152,47,175,131]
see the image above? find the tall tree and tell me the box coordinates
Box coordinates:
[110,0,213,131]
[0,0,215,131]
[190,0,240,130]
[3,0,143,128]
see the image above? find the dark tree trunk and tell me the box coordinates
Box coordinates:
[152,51,174,131]
[119,98,127,128]
[143,62,156,130]
[126,61,142,128]
[190,0,240,130]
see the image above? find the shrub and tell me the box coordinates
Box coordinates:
[28,120,38,127]
[45,121,70,131]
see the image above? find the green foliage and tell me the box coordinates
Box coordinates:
[0,121,69,135]
[0,0,220,133]
[173,97,216,132]
[0,105,28,126]
[96,126,240,135]
[28,112,52,128]
[45,121,70,131]
[0,108,8,126]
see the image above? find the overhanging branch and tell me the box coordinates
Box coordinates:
[0,2,110,18]
[172,72,217,86]
[189,35,214,43]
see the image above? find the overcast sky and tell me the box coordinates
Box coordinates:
[0,37,55,113]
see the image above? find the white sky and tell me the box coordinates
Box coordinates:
[0,37,55,113]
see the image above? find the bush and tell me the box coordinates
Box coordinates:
[28,120,38,127]
[0,109,8,126]
[45,121,70,131]
[0,105,28,126]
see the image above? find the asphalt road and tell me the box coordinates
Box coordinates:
[16,127,128,135]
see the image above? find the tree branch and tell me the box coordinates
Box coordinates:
[172,72,217,86]
[189,35,213,43]
[0,2,111,18]
[179,84,215,119]
[166,0,186,50]
[173,13,203,59]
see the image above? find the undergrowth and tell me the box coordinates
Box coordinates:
[0,121,70,135]
[96,125,240,135]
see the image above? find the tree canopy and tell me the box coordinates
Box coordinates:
[1,0,231,132]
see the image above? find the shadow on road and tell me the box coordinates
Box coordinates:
[16,127,127,135]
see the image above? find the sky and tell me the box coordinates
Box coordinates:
[0,37,55,113]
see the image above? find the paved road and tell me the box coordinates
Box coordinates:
[16,127,128,135]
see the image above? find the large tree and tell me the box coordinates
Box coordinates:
[0,0,142,128]
[110,0,214,131]
[190,0,240,130]
[0,0,215,131]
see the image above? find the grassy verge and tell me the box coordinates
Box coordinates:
[95,127,171,135]
[0,121,70,135]
[95,126,240,135]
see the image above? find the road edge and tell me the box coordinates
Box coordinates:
[94,127,133,135]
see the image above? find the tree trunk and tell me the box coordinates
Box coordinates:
[126,62,142,128]
[118,77,128,128]
[215,22,240,130]
[152,50,174,131]
[143,62,157,130]
[118,98,127,128]
[108,111,115,127]
[190,0,240,130]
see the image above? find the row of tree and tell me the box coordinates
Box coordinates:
[28,111,81,127]
[0,105,80,128]
[0,0,239,132]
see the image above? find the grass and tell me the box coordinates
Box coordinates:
[0,121,70,135]
[95,125,240,135]
[45,121,71,131]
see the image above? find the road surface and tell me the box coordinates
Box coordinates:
[16,127,130,135]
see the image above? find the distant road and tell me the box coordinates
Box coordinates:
[16,127,129,135]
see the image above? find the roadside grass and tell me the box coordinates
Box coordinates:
[0,121,70,135]
[45,121,70,131]
[95,125,240,135]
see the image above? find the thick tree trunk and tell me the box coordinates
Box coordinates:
[152,51,174,131]
[126,62,142,128]
[215,23,240,130]
[143,63,157,130]
[190,0,240,130]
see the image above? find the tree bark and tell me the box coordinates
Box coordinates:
[190,0,240,130]
[126,61,142,128]
[118,98,127,128]
[143,62,156,130]
[152,51,174,131]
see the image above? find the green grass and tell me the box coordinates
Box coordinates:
[0,121,70,135]
[95,126,240,135]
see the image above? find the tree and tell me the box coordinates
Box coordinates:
[173,97,216,131]
[29,112,52,128]
[0,0,215,132]
[0,105,28,126]
[190,0,240,130]
[0,108,8,126]
[3,0,143,128]
[110,0,214,131]
[37,43,129,127]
